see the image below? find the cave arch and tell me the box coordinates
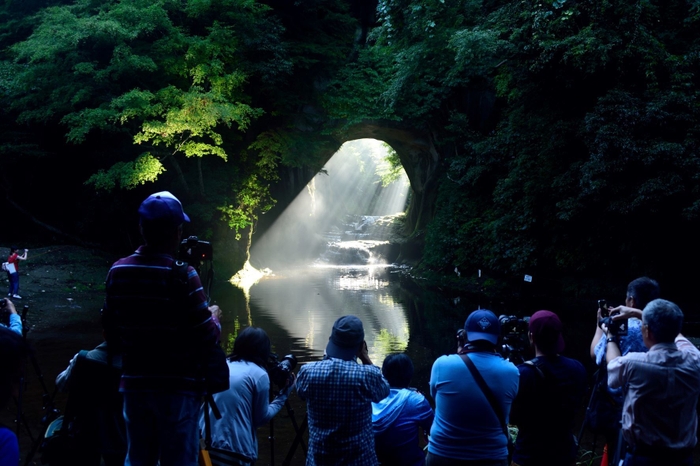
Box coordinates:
[247,121,441,271]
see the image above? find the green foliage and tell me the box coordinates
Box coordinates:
[85,153,165,190]
[3,0,304,238]
[375,143,405,187]
[396,0,700,280]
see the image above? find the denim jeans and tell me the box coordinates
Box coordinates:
[123,392,200,466]
[8,272,18,296]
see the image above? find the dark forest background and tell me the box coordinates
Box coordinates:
[1,0,699,309]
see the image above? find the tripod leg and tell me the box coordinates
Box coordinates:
[284,400,307,452]
[269,417,275,466]
[282,415,307,466]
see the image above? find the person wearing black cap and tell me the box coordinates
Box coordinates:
[102,191,227,466]
[427,310,519,466]
[296,315,390,465]
[509,311,586,466]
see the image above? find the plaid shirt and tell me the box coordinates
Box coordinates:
[297,357,390,465]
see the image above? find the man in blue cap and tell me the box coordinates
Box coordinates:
[427,310,519,466]
[102,191,226,466]
[296,315,390,465]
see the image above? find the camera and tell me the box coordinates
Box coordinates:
[178,236,214,298]
[179,236,213,265]
[268,354,297,388]
[499,315,530,365]
[456,328,467,347]
[597,299,628,336]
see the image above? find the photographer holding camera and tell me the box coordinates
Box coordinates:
[296,315,390,466]
[6,246,28,300]
[200,326,294,465]
[509,311,586,466]
[102,191,228,466]
[0,298,22,336]
[587,277,659,465]
[427,310,519,466]
[606,299,700,466]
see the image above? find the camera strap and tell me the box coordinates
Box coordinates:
[460,354,513,457]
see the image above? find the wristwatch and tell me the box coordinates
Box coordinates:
[606,336,617,343]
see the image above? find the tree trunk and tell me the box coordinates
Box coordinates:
[165,154,190,193]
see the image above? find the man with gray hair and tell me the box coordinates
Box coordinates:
[606,299,700,465]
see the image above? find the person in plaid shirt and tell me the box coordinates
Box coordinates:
[296,315,390,465]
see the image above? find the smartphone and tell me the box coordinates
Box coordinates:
[597,299,608,317]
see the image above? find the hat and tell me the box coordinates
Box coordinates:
[326,315,364,361]
[529,310,565,354]
[465,310,500,345]
[138,191,190,226]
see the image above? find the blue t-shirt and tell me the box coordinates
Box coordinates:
[372,388,434,466]
[428,352,519,460]
[0,426,19,466]
[510,355,587,466]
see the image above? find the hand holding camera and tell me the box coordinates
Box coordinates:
[597,299,628,337]
[268,354,297,391]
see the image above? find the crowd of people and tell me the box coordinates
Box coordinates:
[1,191,699,466]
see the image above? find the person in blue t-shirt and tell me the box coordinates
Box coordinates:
[0,326,29,466]
[427,310,519,466]
[372,353,434,466]
[510,310,586,466]
[0,298,22,336]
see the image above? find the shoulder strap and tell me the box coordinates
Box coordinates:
[524,357,545,379]
[171,260,189,286]
[461,354,509,440]
[169,260,190,306]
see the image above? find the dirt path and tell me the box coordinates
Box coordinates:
[1,245,116,465]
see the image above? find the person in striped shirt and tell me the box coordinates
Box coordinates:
[102,191,225,466]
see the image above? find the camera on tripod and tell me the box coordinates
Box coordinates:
[179,236,213,265]
[498,315,530,364]
[178,235,214,299]
[597,299,628,336]
[268,354,297,388]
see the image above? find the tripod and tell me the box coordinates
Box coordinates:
[281,412,307,466]
[269,399,307,466]
[577,366,624,466]
[12,305,62,466]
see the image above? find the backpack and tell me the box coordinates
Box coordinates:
[41,349,125,466]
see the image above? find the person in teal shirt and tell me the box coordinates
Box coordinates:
[372,353,433,466]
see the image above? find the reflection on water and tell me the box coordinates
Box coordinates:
[220,265,410,368]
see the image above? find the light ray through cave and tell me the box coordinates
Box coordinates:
[249,139,410,270]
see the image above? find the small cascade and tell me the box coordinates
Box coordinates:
[317,214,398,266]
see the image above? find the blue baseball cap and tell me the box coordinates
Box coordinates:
[138,191,190,226]
[465,309,500,345]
